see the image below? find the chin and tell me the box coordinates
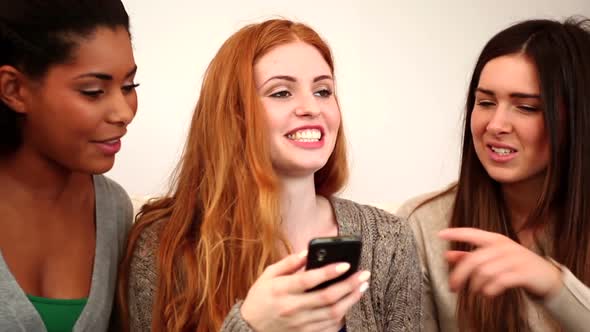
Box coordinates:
[485,168,525,185]
[290,166,325,177]
[299,160,329,173]
[83,158,116,175]
[275,160,327,177]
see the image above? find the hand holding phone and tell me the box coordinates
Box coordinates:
[241,240,367,331]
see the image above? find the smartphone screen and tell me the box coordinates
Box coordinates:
[305,236,362,292]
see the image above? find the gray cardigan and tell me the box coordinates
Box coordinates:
[0,175,133,332]
[127,197,422,331]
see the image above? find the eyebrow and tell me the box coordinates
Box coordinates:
[260,74,333,87]
[75,65,138,81]
[476,87,540,99]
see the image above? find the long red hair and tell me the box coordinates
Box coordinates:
[118,19,348,331]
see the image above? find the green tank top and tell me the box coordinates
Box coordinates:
[27,294,87,332]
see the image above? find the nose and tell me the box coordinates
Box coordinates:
[294,93,321,118]
[486,104,512,135]
[107,92,136,126]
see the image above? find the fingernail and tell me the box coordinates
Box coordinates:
[335,263,351,273]
[358,271,371,282]
[359,282,369,293]
[298,250,308,258]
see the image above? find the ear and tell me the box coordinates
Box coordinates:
[0,65,30,114]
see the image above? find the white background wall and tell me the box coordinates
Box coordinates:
[111,0,590,206]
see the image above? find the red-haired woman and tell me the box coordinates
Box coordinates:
[119,19,421,332]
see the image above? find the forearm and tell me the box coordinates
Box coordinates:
[543,267,590,332]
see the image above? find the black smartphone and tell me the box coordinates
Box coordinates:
[305,236,362,292]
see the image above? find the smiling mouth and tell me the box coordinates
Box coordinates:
[92,135,124,144]
[99,138,120,144]
[285,128,323,142]
[488,145,517,155]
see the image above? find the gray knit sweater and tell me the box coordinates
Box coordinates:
[127,197,422,331]
[0,175,133,332]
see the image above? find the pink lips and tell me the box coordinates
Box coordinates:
[289,139,325,149]
[95,139,122,155]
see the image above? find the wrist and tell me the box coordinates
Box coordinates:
[239,301,259,331]
[543,262,564,300]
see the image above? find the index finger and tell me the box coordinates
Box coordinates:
[285,262,351,294]
[438,227,503,247]
[262,250,308,279]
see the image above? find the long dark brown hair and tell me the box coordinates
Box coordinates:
[450,17,590,331]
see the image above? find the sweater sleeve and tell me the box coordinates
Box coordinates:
[127,224,159,332]
[382,218,423,331]
[126,221,256,332]
[220,301,255,332]
[542,263,590,332]
[400,203,441,332]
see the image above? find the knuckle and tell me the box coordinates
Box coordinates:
[324,266,337,279]
[263,264,276,276]
[319,289,338,304]
[328,305,343,320]
[277,302,297,317]
[496,274,511,288]
[270,283,284,296]
[478,266,493,278]
[289,254,300,265]
[349,276,361,289]
[483,285,498,296]
[501,243,515,252]
[492,281,506,293]
[298,274,313,291]
[301,325,316,332]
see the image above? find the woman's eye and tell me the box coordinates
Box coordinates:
[122,83,140,94]
[80,90,104,98]
[517,105,539,112]
[314,89,333,98]
[476,100,495,107]
[270,90,291,98]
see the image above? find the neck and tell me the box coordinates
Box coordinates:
[279,174,336,253]
[0,145,88,202]
[501,173,545,232]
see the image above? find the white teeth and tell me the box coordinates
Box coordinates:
[491,146,514,155]
[104,139,118,144]
[286,129,322,142]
